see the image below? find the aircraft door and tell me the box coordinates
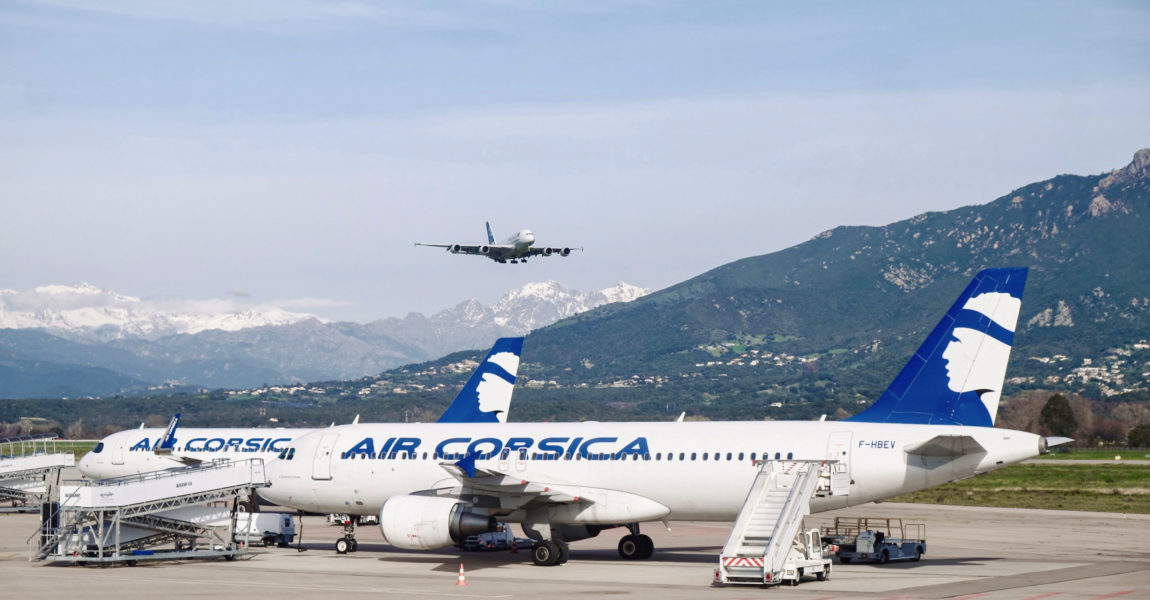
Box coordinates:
[311,433,340,480]
[826,431,851,496]
[112,440,125,465]
[516,448,528,472]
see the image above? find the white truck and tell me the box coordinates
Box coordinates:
[235,512,295,548]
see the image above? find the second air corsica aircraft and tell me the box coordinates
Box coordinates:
[262,268,1052,566]
[415,221,579,264]
[78,337,524,480]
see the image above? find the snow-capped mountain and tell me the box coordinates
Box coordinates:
[0,284,316,342]
[0,281,650,398]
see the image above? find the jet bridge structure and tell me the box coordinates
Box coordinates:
[30,458,268,565]
[716,460,841,586]
[1,435,75,513]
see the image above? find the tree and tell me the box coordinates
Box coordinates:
[1039,394,1078,437]
[1128,424,1150,448]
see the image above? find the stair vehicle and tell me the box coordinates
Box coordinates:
[715,460,838,586]
[823,517,926,564]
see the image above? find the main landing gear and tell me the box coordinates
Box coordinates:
[617,524,654,560]
[531,539,570,566]
[334,516,359,554]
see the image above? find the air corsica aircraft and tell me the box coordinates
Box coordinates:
[415,221,580,264]
[78,337,524,481]
[261,268,1056,566]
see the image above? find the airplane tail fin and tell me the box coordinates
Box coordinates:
[847,267,1028,426]
[486,221,496,244]
[154,412,180,455]
[437,337,524,424]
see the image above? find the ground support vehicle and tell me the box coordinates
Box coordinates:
[822,517,926,564]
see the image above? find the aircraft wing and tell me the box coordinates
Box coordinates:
[435,456,671,522]
[415,242,514,257]
[520,246,582,258]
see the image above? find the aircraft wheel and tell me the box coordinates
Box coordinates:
[335,538,350,554]
[556,540,570,564]
[912,547,923,562]
[636,534,654,560]
[618,535,639,560]
[817,568,828,581]
[532,541,560,566]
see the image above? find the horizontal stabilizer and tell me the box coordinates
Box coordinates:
[904,435,986,457]
[1043,436,1074,453]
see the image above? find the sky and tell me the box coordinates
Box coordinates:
[2,1,1149,322]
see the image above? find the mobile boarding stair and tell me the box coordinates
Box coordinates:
[1,435,75,513]
[715,460,840,587]
[30,458,267,565]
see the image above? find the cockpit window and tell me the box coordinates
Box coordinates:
[92,442,105,453]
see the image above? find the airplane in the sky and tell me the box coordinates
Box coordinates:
[77,337,525,480]
[260,268,1059,566]
[415,221,580,264]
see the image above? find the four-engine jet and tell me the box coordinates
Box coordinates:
[416,221,580,264]
[261,268,1059,567]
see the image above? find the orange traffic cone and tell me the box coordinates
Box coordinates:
[456,563,467,586]
[510,538,518,554]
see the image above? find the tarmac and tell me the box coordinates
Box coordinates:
[2,501,1147,600]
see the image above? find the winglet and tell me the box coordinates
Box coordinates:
[455,452,479,478]
[154,413,180,455]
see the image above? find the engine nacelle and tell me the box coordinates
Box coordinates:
[379,496,496,550]
[480,245,490,254]
[449,244,462,253]
[559,247,571,257]
[542,247,553,256]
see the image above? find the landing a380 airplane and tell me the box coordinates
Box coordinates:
[415,221,580,264]
[77,338,524,480]
[261,268,1060,567]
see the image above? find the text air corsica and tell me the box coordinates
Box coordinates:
[130,437,293,453]
[343,436,652,460]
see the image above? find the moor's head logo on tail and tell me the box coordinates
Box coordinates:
[849,268,1028,426]
[437,338,524,424]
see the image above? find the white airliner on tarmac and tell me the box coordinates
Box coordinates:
[260,268,1059,566]
[415,221,580,264]
[78,338,525,480]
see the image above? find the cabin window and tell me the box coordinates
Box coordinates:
[738,452,745,461]
[787,452,793,460]
[702,453,708,460]
[643,453,651,461]
[679,452,686,461]
[726,452,733,461]
[422,452,428,460]
[519,449,528,461]
[632,454,639,461]
[691,453,697,461]
[656,452,662,461]
[500,448,510,461]
[775,452,781,460]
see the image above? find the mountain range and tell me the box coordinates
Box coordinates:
[0,281,649,398]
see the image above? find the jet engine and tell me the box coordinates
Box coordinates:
[449,244,462,253]
[542,247,553,256]
[559,247,571,257]
[379,496,497,550]
[480,245,490,254]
